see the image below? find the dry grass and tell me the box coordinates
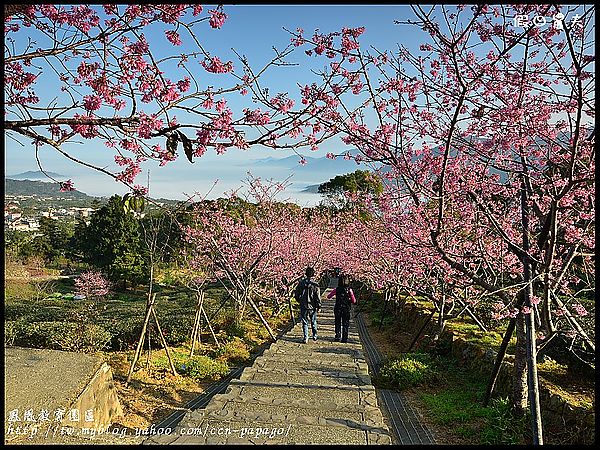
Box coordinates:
[102,350,208,431]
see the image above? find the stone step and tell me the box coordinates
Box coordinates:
[219,379,377,407]
[277,328,361,339]
[240,365,370,378]
[263,340,363,354]
[237,366,371,387]
[204,389,382,414]
[193,396,386,426]
[253,356,367,373]
[150,419,390,445]
[259,349,365,364]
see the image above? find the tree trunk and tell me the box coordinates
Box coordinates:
[520,178,543,444]
[432,292,446,343]
[525,305,543,444]
[513,313,529,417]
[379,290,390,330]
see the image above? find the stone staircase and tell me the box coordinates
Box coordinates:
[145,289,392,445]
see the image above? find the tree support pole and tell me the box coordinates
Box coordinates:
[379,290,390,331]
[151,307,178,376]
[127,293,157,385]
[483,317,515,406]
[248,296,276,342]
[408,308,436,352]
[200,302,220,348]
[455,298,488,332]
[287,293,296,325]
[190,291,204,357]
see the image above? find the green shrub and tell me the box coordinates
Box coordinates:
[100,317,143,351]
[480,397,527,445]
[4,302,71,323]
[99,314,196,350]
[420,387,483,425]
[5,320,28,346]
[17,321,111,353]
[159,315,195,346]
[378,352,437,390]
[369,310,394,329]
[4,280,35,301]
[212,336,251,364]
[180,355,229,381]
[223,319,247,338]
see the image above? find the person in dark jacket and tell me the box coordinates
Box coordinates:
[294,266,321,343]
[327,274,356,342]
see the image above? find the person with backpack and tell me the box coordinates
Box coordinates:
[294,266,322,344]
[327,274,356,342]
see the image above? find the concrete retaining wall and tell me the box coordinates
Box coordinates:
[61,362,123,429]
[4,347,122,443]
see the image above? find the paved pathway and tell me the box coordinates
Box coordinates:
[145,287,392,445]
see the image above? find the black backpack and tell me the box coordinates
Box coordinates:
[296,279,320,310]
[336,287,352,311]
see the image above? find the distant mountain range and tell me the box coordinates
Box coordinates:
[5,178,93,199]
[251,150,366,173]
[7,170,65,181]
[301,184,321,193]
[5,177,186,206]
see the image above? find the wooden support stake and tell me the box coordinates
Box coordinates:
[189,291,204,357]
[151,307,178,376]
[483,318,516,407]
[287,292,296,325]
[200,301,220,348]
[146,326,152,370]
[379,290,390,331]
[248,296,276,342]
[408,308,436,352]
[126,293,157,385]
[455,298,488,332]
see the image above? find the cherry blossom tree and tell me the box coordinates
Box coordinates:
[182,175,360,338]
[74,269,111,301]
[182,178,298,340]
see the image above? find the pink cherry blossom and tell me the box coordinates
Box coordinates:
[208,9,227,29]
